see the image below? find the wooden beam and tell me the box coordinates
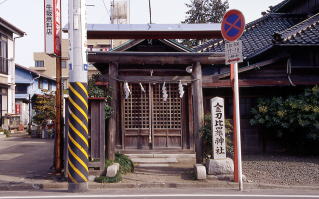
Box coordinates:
[107,62,118,160]
[117,75,192,82]
[192,62,204,163]
[215,56,288,79]
[89,52,225,65]
[202,79,319,88]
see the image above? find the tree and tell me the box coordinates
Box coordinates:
[32,92,56,126]
[182,0,229,47]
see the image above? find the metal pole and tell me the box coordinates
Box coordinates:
[231,63,238,182]
[233,62,243,191]
[148,0,152,24]
[54,55,63,173]
[67,0,89,192]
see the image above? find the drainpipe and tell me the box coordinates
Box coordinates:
[287,58,296,86]
[11,34,25,114]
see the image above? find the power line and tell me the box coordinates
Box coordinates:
[0,0,10,5]
[102,0,110,16]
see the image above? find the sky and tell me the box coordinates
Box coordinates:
[0,0,282,67]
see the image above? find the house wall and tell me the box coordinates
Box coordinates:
[15,66,56,126]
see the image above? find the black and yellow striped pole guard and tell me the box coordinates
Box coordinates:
[67,82,89,188]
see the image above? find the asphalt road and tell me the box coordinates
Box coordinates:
[1,189,319,199]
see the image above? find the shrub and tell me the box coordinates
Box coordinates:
[201,114,233,161]
[250,86,319,154]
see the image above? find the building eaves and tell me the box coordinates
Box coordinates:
[195,13,306,60]
[15,64,56,82]
[0,17,25,37]
[110,39,144,52]
[269,0,290,13]
[159,39,193,52]
[274,12,319,45]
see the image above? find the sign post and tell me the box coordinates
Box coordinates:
[221,9,245,191]
[44,0,63,173]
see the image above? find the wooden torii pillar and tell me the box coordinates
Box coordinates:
[108,62,118,160]
[192,61,204,163]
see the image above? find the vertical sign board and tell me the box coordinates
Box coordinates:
[45,0,61,56]
[211,97,226,159]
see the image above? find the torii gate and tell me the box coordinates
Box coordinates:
[83,23,225,163]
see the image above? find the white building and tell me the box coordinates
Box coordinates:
[0,17,25,128]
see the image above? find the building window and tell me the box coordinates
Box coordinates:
[35,60,44,67]
[0,35,8,74]
[48,82,52,91]
[38,79,43,89]
[87,45,93,51]
[15,85,28,94]
[61,61,67,68]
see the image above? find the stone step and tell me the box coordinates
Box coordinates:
[127,154,195,159]
[131,157,178,164]
[137,163,170,167]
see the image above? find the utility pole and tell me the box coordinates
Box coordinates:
[54,55,63,173]
[67,0,89,192]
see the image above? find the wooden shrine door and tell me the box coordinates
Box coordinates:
[122,83,184,150]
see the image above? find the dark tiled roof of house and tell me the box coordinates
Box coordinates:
[194,13,306,59]
[269,0,290,13]
[274,13,319,45]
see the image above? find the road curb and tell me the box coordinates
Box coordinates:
[1,181,319,191]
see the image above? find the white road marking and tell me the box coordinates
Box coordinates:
[0,153,23,160]
[0,194,319,199]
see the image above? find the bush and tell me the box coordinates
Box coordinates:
[32,92,56,126]
[201,114,233,161]
[95,153,134,183]
[250,86,319,154]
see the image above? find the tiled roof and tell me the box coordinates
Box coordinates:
[269,0,290,13]
[194,13,306,59]
[15,64,56,82]
[274,13,319,45]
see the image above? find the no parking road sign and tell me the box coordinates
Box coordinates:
[221,9,245,42]
[221,10,245,64]
[221,9,246,191]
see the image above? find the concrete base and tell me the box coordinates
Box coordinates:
[194,164,207,180]
[206,158,234,175]
[68,182,88,192]
[106,163,120,177]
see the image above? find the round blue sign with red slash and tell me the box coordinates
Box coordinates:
[221,9,245,42]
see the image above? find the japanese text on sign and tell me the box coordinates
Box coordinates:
[44,0,61,56]
[225,40,243,65]
[211,97,227,159]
